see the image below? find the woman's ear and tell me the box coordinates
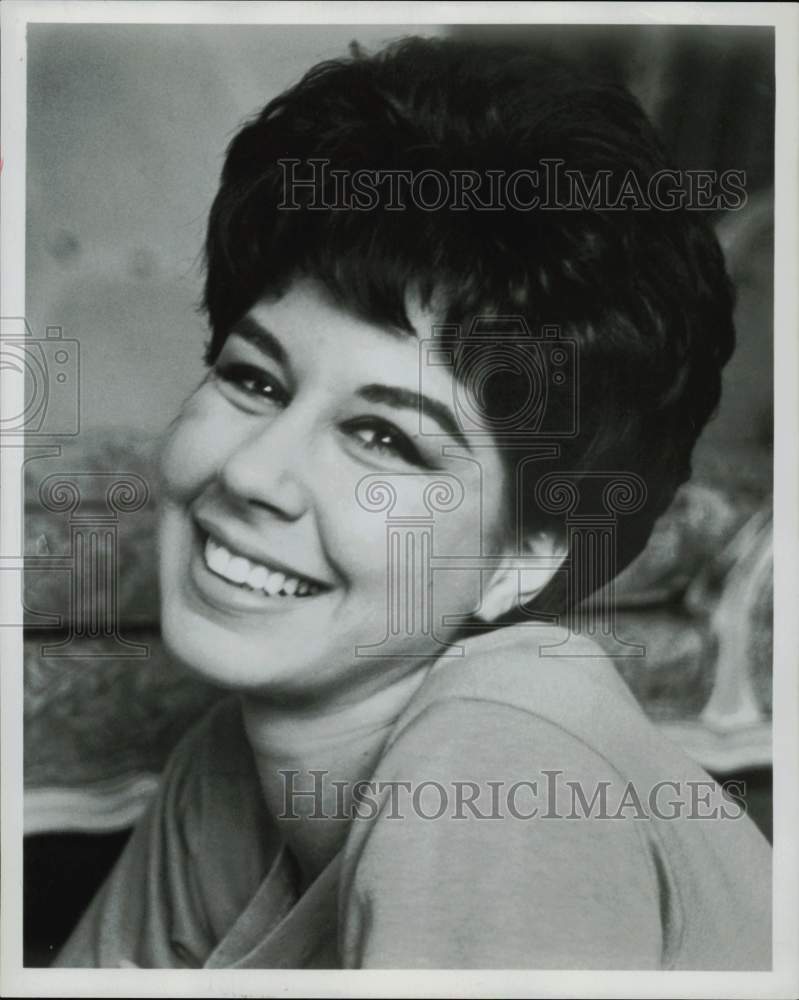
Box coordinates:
[477,531,567,623]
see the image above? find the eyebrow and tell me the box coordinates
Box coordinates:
[228,315,469,450]
[229,315,288,368]
[358,384,470,451]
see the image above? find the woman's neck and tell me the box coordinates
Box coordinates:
[239,665,431,890]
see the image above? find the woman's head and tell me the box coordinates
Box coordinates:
[202,36,735,608]
[158,36,735,699]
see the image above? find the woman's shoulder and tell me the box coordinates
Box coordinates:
[385,622,734,803]
[396,623,645,752]
[341,625,772,969]
[339,628,671,968]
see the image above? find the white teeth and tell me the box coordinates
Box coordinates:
[206,539,229,575]
[227,556,250,584]
[203,536,321,598]
[248,565,269,591]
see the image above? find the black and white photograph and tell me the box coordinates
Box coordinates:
[1,2,797,996]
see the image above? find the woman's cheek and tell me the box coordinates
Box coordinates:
[158,390,225,500]
[344,476,486,614]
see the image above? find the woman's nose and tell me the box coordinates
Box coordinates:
[218,411,311,521]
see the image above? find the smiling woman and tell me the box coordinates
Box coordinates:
[54,35,771,970]
[157,282,505,701]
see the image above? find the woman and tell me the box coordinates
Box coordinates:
[57,36,771,969]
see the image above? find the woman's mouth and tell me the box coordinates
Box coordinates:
[202,535,325,598]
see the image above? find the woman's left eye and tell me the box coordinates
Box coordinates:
[346,420,430,468]
[213,362,288,407]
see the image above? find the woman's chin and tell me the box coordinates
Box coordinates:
[160,599,295,691]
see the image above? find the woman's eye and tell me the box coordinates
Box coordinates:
[347,420,429,468]
[214,362,288,407]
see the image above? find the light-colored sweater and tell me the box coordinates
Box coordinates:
[55,625,771,969]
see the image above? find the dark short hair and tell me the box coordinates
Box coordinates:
[202,36,735,618]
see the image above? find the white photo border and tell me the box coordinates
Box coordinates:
[2,2,797,997]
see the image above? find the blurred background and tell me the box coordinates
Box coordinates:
[23,22,774,965]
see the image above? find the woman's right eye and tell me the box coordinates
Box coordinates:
[213,362,289,408]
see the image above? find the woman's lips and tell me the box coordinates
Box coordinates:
[185,522,331,615]
[203,535,323,597]
[193,512,334,590]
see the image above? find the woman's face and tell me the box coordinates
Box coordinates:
[158,279,510,706]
